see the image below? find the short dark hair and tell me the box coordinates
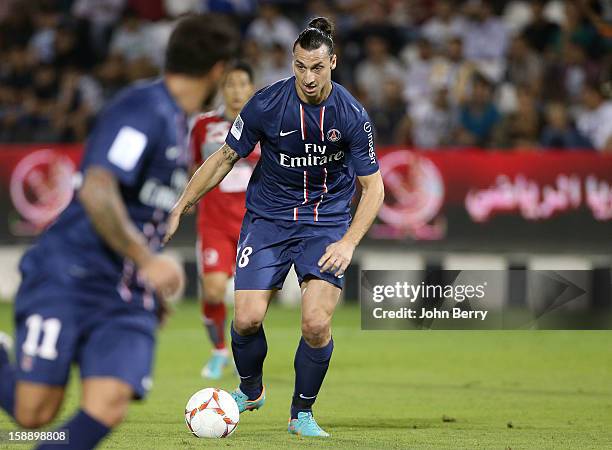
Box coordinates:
[224,60,254,84]
[293,17,334,56]
[165,14,239,77]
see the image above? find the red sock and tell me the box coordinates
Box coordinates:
[202,302,227,350]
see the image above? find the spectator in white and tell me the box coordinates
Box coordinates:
[107,8,157,82]
[397,87,453,149]
[502,0,533,35]
[460,0,509,82]
[259,41,293,88]
[163,0,201,17]
[421,0,465,50]
[246,2,298,52]
[29,3,59,64]
[355,35,403,109]
[576,82,612,152]
[403,38,436,107]
[428,37,475,106]
[109,8,151,63]
[504,34,543,95]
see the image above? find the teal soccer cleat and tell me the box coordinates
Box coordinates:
[230,386,265,413]
[288,412,330,437]
[200,351,229,380]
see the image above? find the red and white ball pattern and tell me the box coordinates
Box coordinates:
[185,388,239,438]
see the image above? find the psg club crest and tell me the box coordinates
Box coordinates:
[326,128,341,142]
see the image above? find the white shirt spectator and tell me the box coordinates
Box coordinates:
[577,101,612,150]
[355,57,403,108]
[110,21,151,62]
[164,0,202,18]
[409,100,452,148]
[246,13,298,51]
[461,17,509,63]
[143,20,176,68]
[422,16,465,49]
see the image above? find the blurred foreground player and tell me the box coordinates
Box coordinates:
[164,17,385,437]
[0,15,238,450]
[191,61,259,379]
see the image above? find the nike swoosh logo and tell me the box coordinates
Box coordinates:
[299,394,317,400]
[280,130,298,136]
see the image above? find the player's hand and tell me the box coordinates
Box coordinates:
[156,296,173,328]
[162,205,183,245]
[318,239,355,278]
[139,253,185,311]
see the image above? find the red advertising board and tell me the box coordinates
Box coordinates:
[1,144,611,251]
[373,148,612,249]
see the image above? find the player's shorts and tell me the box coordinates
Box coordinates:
[13,260,157,399]
[234,212,349,291]
[196,224,239,277]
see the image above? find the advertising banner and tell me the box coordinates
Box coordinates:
[373,148,612,251]
[1,145,611,251]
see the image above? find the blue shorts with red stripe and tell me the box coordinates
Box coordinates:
[234,211,349,290]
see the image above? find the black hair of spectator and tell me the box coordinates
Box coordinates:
[225,60,254,83]
[164,14,239,77]
[473,72,494,89]
[293,17,334,56]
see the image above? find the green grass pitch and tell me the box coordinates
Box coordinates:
[1,300,611,449]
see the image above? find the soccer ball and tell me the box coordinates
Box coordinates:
[184,388,239,438]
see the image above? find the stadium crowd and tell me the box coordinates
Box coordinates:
[1,0,612,151]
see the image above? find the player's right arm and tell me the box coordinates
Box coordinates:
[164,94,263,243]
[163,143,240,243]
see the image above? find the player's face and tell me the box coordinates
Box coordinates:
[222,70,254,113]
[293,44,336,102]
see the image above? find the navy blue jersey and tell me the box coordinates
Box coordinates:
[20,79,190,307]
[225,77,379,224]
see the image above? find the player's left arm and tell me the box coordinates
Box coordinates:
[318,171,384,277]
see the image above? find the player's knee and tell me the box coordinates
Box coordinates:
[301,319,331,347]
[85,392,131,428]
[233,316,263,335]
[203,284,226,303]
[15,405,58,429]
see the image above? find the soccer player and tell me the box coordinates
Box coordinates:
[191,61,259,379]
[0,15,238,450]
[165,17,384,437]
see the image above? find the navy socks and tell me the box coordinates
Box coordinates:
[0,345,15,418]
[231,322,267,400]
[291,337,334,419]
[36,409,110,450]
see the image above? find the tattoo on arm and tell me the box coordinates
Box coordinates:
[181,201,194,215]
[79,167,150,265]
[222,144,240,164]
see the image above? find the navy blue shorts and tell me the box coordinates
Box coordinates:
[234,212,349,290]
[13,263,157,399]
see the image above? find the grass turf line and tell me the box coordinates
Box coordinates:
[0,301,611,449]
